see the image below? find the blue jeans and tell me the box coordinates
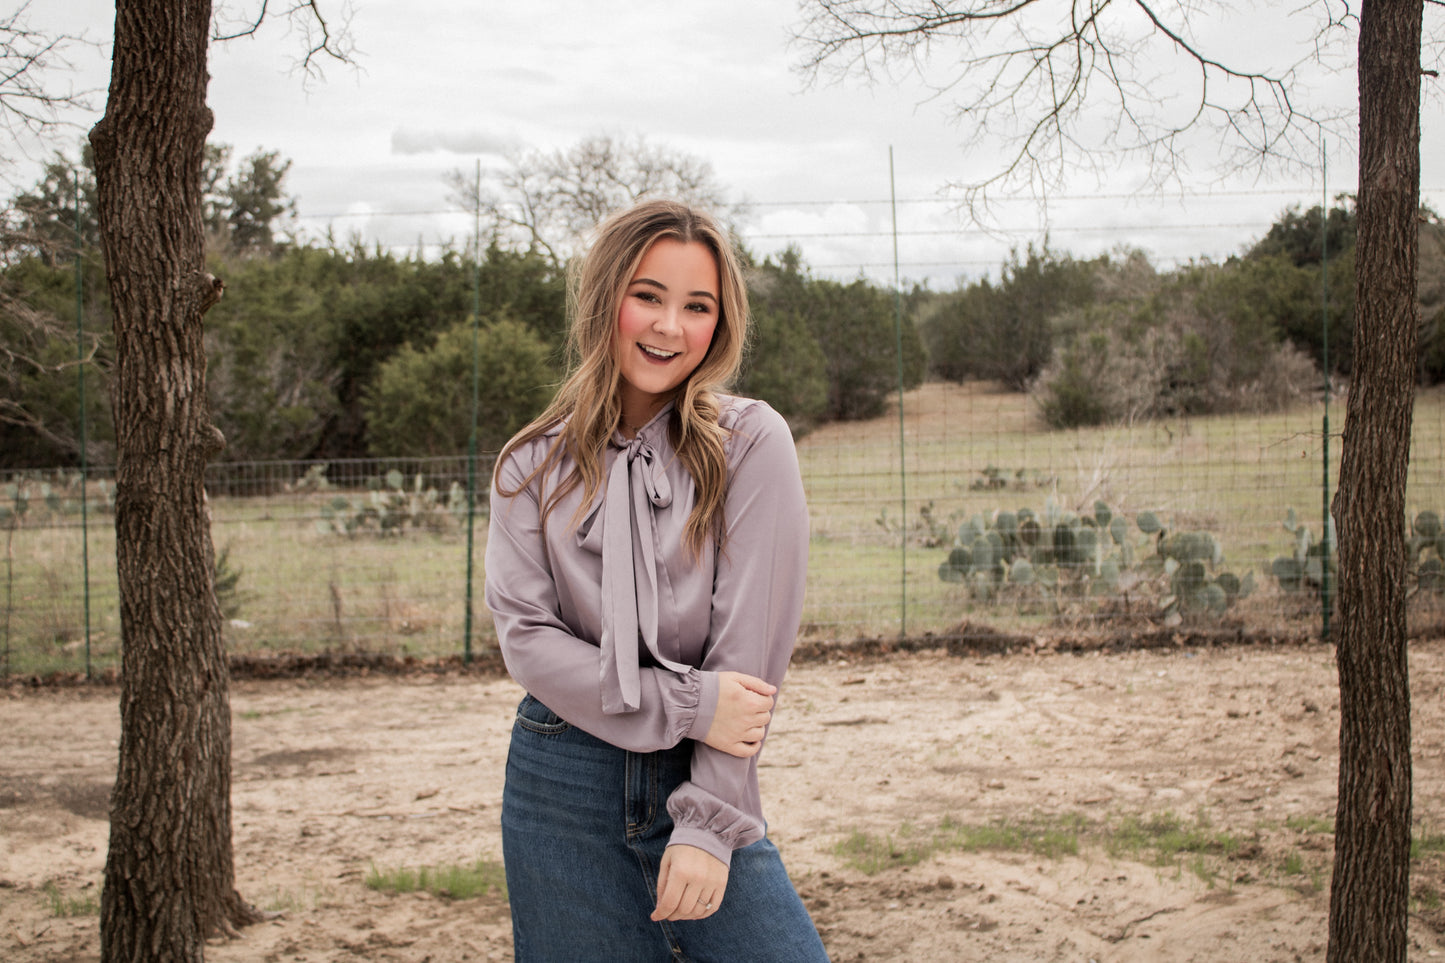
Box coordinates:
[502,694,830,962]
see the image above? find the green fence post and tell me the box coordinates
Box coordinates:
[75,168,93,679]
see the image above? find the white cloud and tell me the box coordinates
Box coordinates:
[389,128,513,157]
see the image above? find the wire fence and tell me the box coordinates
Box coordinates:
[6,381,1445,679]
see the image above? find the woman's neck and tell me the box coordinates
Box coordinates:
[618,393,673,438]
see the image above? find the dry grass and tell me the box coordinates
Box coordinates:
[796,380,1445,640]
[7,381,1445,673]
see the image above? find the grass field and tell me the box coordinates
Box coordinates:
[5,381,1445,676]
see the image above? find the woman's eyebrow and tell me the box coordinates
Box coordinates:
[630,277,718,302]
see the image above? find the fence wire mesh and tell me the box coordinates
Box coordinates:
[5,382,1445,678]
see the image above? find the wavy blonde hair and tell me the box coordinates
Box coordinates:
[496,199,749,558]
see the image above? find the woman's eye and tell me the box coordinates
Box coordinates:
[686,302,713,314]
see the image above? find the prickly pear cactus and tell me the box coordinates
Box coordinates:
[938,501,1249,621]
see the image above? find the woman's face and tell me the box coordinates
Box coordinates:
[614,238,720,426]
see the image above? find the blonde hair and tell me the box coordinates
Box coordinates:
[496,199,749,558]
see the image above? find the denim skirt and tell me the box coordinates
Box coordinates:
[502,694,830,963]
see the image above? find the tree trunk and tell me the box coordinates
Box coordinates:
[90,0,255,959]
[1328,0,1423,959]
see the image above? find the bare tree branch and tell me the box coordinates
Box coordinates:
[212,0,272,41]
[212,0,357,85]
[0,2,98,171]
[0,397,85,454]
[793,0,1357,219]
[0,280,106,460]
[445,134,747,268]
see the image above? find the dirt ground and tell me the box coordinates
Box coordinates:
[6,638,1445,962]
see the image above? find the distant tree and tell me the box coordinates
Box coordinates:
[304,243,473,458]
[918,277,993,383]
[216,148,296,256]
[736,303,830,433]
[1418,211,1445,383]
[750,250,925,421]
[0,5,109,468]
[200,239,565,461]
[1244,198,1445,384]
[8,147,98,264]
[447,134,745,267]
[1242,200,1359,376]
[201,141,231,232]
[1031,251,1317,427]
[471,240,569,351]
[923,245,1097,390]
[0,148,111,469]
[1240,248,1356,376]
[363,316,556,457]
[0,136,305,467]
[1249,197,1358,267]
[0,253,112,467]
[1031,253,1167,427]
[1034,328,1141,429]
[202,246,343,460]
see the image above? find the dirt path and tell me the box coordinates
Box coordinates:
[5,640,1445,961]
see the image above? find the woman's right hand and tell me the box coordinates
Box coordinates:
[702,671,777,758]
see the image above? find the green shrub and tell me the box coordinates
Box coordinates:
[364,316,555,457]
[737,305,829,433]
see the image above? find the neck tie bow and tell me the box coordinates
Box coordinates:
[598,430,690,713]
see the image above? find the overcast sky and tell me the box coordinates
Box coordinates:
[20,0,1445,288]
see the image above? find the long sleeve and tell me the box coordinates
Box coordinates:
[664,401,809,865]
[485,436,720,753]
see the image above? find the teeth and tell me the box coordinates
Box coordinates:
[640,345,679,360]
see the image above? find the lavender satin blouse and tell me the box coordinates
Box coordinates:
[484,396,809,866]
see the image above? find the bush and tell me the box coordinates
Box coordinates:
[922,245,1099,390]
[748,250,926,423]
[1031,256,1322,429]
[1032,325,1165,429]
[737,305,829,433]
[363,316,556,457]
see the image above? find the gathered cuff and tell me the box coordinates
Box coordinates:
[661,668,709,747]
[683,670,720,744]
[665,781,764,867]
[666,826,734,868]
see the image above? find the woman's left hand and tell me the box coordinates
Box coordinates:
[650,844,728,922]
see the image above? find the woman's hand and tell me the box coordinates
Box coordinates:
[702,671,776,758]
[651,844,728,922]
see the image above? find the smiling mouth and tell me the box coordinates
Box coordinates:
[639,344,680,360]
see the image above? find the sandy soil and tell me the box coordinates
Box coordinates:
[5,639,1445,962]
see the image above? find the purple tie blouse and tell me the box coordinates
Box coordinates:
[484,396,809,866]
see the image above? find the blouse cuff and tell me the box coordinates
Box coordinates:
[683,670,720,744]
[665,781,765,868]
[666,826,735,868]
[653,667,708,747]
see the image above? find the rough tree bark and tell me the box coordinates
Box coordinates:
[1328,0,1423,959]
[90,0,256,958]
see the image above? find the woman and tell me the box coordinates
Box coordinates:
[485,199,828,961]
